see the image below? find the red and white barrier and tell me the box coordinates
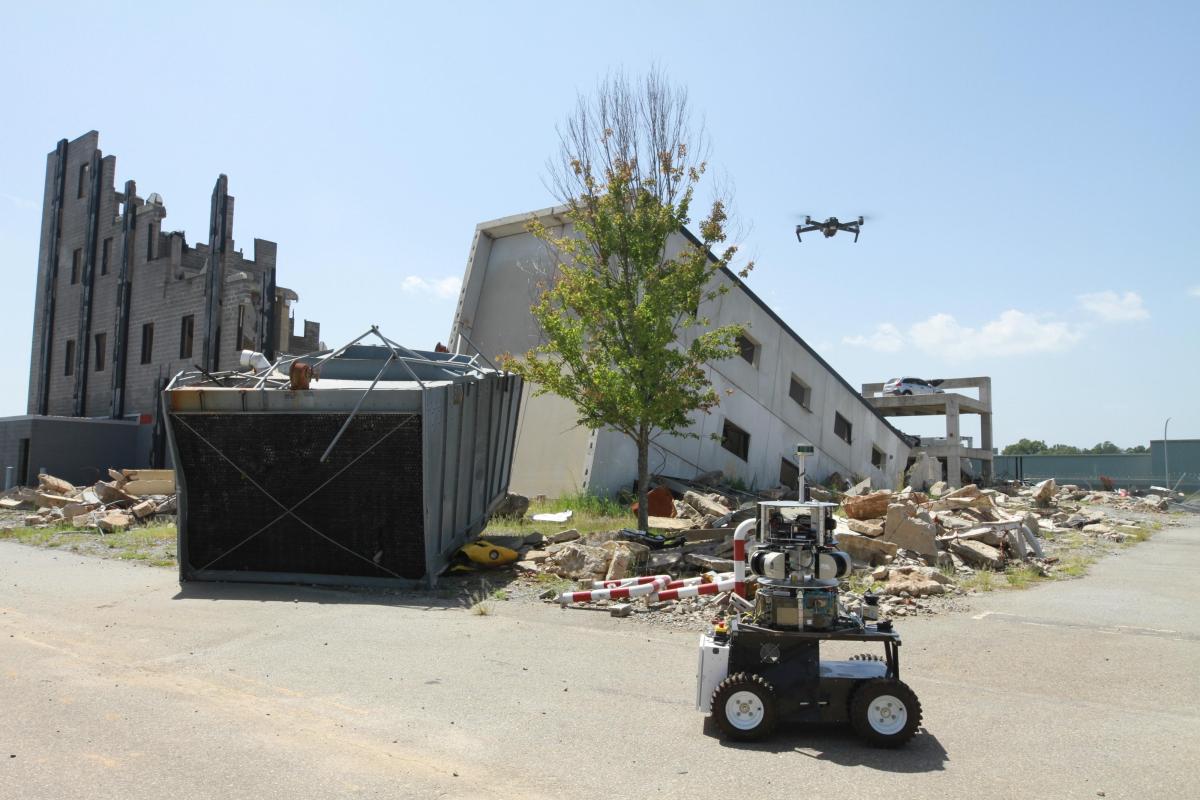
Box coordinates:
[559,575,670,605]
[733,518,757,598]
[653,576,737,602]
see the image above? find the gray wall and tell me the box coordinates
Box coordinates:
[993,441,1200,492]
[0,415,150,487]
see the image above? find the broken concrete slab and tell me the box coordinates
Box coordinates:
[130,499,158,520]
[543,542,609,580]
[845,518,884,538]
[32,492,73,509]
[842,491,892,521]
[843,478,872,497]
[928,480,948,497]
[835,531,899,566]
[37,473,75,496]
[950,539,1004,570]
[683,490,730,518]
[880,516,939,560]
[1032,478,1057,506]
[97,511,132,533]
[93,481,135,505]
[548,529,581,544]
[601,540,651,581]
[122,479,175,497]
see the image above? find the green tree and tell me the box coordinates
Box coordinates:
[1002,438,1049,455]
[1086,441,1122,454]
[504,71,751,531]
[1045,443,1082,455]
[1126,444,1149,454]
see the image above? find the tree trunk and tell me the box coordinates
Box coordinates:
[636,428,650,532]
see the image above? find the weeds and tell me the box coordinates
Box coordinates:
[0,523,176,566]
[959,569,997,592]
[468,582,496,616]
[1004,564,1045,589]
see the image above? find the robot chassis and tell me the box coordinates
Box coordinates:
[696,497,923,747]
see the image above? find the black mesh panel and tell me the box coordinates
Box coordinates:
[172,412,425,580]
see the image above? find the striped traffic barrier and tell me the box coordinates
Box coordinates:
[651,576,737,602]
[558,575,670,605]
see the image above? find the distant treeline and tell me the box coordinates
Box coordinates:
[1001,439,1148,456]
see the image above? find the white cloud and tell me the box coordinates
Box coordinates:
[1077,290,1148,321]
[842,323,904,353]
[400,275,462,300]
[1189,286,1200,299]
[908,310,1083,360]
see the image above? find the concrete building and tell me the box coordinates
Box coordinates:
[861,377,994,489]
[2,132,321,486]
[26,131,320,421]
[450,208,913,498]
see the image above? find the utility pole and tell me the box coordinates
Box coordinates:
[1163,417,1171,493]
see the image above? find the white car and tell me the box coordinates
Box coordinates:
[883,377,944,396]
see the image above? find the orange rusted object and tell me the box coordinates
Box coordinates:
[289,361,315,390]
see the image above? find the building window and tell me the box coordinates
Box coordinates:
[180,315,194,359]
[871,446,885,469]
[789,376,811,409]
[721,419,751,461]
[146,223,157,261]
[736,332,758,365]
[64,340,76,376]
[140,323,154,364]
[834,412,853,444]
[780,458,799,490]
[100,237,113,275]
[94,333,107,372]
[70,248,82,284]
[77,163,88,198]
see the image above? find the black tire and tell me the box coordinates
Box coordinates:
[711,672,778,741]
[849,679,922,748]
[849,653,883,662]
[902,390,912,396]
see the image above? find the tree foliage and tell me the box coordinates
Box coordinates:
[1002,438,1146,455]
[503,71,751,529]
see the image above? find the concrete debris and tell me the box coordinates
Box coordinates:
[905,452,941,491]
[928,480,948,497]
[682,490,731,518]
[843,478,872,497]
[3,467,178,533]
[683,553,735,572]
[1031,478,1057,506]
[601,540,650,581]
[836,531,899,565]
[842,491,892,520]
[845,518,884,538]
[543,542,610,580]
[950,539,1005,570]
[548,528,581,544]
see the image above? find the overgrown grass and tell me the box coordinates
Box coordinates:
[1004,564,1046,589]
[959,569,997,592]
[0,523,176,567]
[484,490,638,537]
[845,572,882,595]
[467,582,496,616]
[1056,553,1095,578]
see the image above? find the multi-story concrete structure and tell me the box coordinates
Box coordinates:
[450,208,913,498]
[861,376,994,489]
[1,132,321,485]
[25,131,320,421]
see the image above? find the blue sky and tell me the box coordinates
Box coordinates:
[1,1,1196,448]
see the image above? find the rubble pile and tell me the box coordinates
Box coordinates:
[0,470,176,532]
[501,473,1167,627]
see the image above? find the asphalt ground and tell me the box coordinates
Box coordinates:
[2,521,1197,799]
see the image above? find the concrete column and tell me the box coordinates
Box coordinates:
[981,411,994,485]
[945,397,961,488]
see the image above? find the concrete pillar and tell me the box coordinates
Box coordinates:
[4,466,13,491]
[981,411,994,485]
[945,397,961,488]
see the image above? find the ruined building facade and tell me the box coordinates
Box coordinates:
[26,131,320,420]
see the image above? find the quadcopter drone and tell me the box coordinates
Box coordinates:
[795,215,864,243]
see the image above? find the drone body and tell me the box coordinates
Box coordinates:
[795,215,865,243]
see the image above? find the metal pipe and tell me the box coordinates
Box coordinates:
[733,518,757,598]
